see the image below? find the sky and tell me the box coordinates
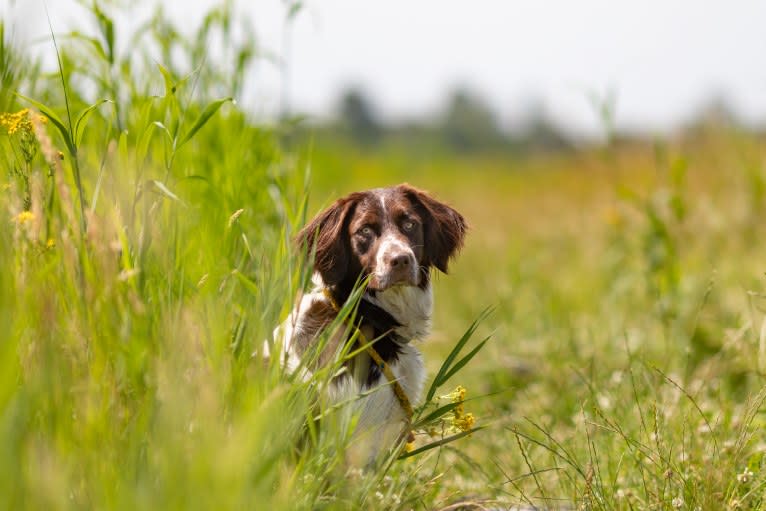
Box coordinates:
[8,0,766,139]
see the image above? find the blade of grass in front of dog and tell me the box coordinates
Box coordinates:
[425,306,493,402]
[312,380,394,422]
[398,426,487,460]
[411,401,463,428]
[438,335,490,386]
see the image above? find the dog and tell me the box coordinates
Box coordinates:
[271,183,466,464]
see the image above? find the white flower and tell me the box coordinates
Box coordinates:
[672,496,684,508]
[737,467,754,484]
[597,394,612,410]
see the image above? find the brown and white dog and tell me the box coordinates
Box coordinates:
[271,183,466,463]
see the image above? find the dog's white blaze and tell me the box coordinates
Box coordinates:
[379,192,388,218]
[375,234,418,286]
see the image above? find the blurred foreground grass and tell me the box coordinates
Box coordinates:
[3,3,766,510]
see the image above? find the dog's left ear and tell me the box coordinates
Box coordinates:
[295,194,361,285]
[400,184,467,273]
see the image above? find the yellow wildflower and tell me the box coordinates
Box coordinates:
[0,109,46,136]
[13,211,35,224]
[1,109,28,135]
[452,412,475,432]
[444,384,476,433]
[444,385,466,403]
[46,238,55,249]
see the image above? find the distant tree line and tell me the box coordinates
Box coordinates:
[325,86,571,154]
[300,86,750,155]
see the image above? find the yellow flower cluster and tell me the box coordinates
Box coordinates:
[447,385,475,433]
[0,108,47,136]
[453,411,475,432]
[13,211,35,224]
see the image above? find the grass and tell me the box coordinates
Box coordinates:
[3,3,766,510]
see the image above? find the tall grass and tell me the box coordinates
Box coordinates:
[1,3,492,510]
[4,2,766,510]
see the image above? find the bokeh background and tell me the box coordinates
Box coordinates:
[13,0,766,141]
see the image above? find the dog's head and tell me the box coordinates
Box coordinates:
[296,184,467,291]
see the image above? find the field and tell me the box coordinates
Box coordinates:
[3,4,766,510]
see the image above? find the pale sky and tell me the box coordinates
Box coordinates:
[9,0,766,138]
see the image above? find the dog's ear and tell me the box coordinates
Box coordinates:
[295,194,360,285]
[400,184,467,273]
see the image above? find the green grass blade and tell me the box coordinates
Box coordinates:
[16,93,75,155]
[425,306,493,402]
[157,62,176,98]
[75,99,113,148]
[398,426,487,460]
[412,401,462,428]
[62,32,108,61]
[137,120,161,164]
[232,269,258,295]
[177,97,233,150]
[437,336,491,388]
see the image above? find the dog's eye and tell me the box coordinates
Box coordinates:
[402,219,416,232]
[359,226,374,237]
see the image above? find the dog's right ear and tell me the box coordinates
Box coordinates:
[295,195,359,286]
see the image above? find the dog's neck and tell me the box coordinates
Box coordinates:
[316,273,434,347]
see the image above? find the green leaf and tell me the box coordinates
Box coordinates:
[137,120,162,164]
[176,97,233,150]
[75,99,113,148]
[117,129,128,165]
[152,121,173,144]
[398,426,486,460]
[92,3,115,64]
[157,63,176,98]
[232,269,258,295]
[16,93,75,156]
[63,31,107,61]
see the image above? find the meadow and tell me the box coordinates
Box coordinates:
[2,4,766,510]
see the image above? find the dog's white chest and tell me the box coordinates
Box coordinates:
[364,285,433,341]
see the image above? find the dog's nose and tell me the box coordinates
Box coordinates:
[389,253,412,268]
[377,246,418,288]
